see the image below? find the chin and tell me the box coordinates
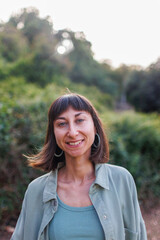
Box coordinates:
[66,150,91,159]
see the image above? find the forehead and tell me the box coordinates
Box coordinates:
[56,107,91,119]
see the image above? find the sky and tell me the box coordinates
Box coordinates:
[1,0,160,68]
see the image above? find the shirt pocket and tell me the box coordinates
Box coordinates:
[124,228,138,240]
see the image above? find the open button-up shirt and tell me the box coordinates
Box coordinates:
[11,163,147,240]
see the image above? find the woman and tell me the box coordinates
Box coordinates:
[11,93,147,240]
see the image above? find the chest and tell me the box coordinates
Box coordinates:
[38,181,128,240]
[49,197,105,240]
[57,181,93,207]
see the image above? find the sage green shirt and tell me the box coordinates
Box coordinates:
[11,163,147,240]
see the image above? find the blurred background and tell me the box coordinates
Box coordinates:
[0,0,160,239]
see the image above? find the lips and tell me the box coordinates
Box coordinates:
[66,140,84,146]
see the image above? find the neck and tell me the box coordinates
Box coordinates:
[60,156,95,184]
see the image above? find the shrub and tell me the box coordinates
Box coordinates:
[106,112,160,199]
[0,77,113,224]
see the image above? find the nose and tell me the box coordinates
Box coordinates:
[67,124,78,137]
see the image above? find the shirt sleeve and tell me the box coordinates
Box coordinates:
[10,189,28,240]
[132,180,147,240]
[123,172,148,240]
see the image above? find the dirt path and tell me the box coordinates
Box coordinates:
[141,204,160,240]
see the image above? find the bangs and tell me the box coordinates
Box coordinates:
[51,94,93,121]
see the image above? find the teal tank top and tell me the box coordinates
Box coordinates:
[49,195,105,240]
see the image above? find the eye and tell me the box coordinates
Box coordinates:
[76,119,84,123]
[58,122,67,127]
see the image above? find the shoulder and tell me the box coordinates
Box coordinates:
[99,163,131,176]
[28,172,50,190]
[107,163,132,177]
[25,172,52,199]
[107,164,137,193]
[98,163,135,186]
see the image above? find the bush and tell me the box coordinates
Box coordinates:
[106,112,160,199]
[126,70,160,113]
[0,101,45,223]
[1,77,159,224]
[0,77,113,224]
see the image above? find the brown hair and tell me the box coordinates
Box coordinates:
[27,93,109,171]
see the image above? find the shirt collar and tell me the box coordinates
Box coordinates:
[43,163,110,203]
[94,164,110,190]
[43,162,64,203]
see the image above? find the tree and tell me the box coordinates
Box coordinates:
[55,30,118,95]
[125,66,160,113]
[6,8,65,85]
[0,23,28,62]
[9,8,54,46]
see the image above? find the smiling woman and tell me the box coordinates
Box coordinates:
[11,93,147,240]
[53,108,96,161]
[26,93,109,171]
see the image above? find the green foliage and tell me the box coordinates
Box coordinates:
[10,54,64,86]
[55,30,119,96]
[0,77,160,224]
[0,9,119,94]
[0,7,159,113]
[0,102,13,157]
[9,8,54,45]
[0,6,160,225]
[105,111,160,198]
[0,59,11,79]
[0,24,28,62]
[0,77,114,223]
[126,66,160,113]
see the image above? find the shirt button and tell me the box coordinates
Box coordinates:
[103,215,107,220]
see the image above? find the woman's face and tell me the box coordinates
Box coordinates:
[53,107,96,159]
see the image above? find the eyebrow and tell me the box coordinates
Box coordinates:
[56,112,84,120]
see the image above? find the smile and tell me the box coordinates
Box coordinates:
[67,140,83,146]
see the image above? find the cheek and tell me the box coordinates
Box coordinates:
[90,122,96,134]
[86,124,96,140]
[54,134,64,149]
[54,129,62,144]
[91,131,96,142]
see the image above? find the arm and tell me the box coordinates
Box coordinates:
[10,190,28,240]
[131,179,147,240]
[123,172,147,240]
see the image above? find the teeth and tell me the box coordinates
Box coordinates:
[68,140,82,146]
